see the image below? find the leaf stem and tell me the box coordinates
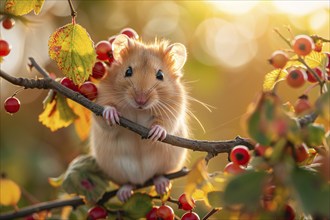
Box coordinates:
[67,0,77,23]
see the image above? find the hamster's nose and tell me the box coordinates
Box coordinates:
[134,93,148,106]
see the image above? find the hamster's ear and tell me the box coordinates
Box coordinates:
[166,43,187,72]
[112,34,132,62]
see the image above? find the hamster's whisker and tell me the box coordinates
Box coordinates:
[186,95,214,112]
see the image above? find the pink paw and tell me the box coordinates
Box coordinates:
[148,125,167,141]
[117,184,134,202]
[153,176,172,195]
[103,105,120,126]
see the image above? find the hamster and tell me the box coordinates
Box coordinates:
[90,34,189,202]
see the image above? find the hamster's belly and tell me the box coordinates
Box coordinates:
[91,125,187,185]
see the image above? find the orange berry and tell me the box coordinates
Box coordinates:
[268,50,289,69]
[292,35,314,56]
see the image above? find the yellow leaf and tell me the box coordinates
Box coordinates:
[263,69,288,91]
[48,23,96,84]
[0,176,21,206]
[68,100,91,141]
[285,51,327,69]
[5,0,45,15]
[48,174,64,188]
[185,159,213,206]
[39,94,77,132]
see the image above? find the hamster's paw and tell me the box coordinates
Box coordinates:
[153,176,172,195]
[102,105,120,126]
[148,125,167,142]
[117,184,134,202]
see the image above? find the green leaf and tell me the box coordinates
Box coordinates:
[62,155,110,203]
[5,0,45,15]
[263,69,288,92]
[122,193,153,219]
[223,171,267,210]
[56,94,78,122]
[291,167,330,217]
[48,23,96,84]
[316,83,330,122]
[302,123,325,147]
[207,191,224,208]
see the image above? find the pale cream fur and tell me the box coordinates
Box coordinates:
[90,35,189,185]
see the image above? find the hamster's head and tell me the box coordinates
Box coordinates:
[98,34,187,113]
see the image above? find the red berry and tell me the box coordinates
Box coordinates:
[294,95,312,115]
[268,50,289,69]
[306,67,324,83]
[92,61,107,79]
[2,17,15,30]
[181,212,200,220]
[87,206,107,220]
[108,35,116,45]
[295,144,309,163]
[60,77,79,91]
[325,52,330,69]
[146,206,158,220]
[254,144,270,157]
[0,39,11,56]
[230,145,250,166]
[156,205,174,220]
[178,193,195,211]
[224,162,245,175]
[4,97,20,114]
[292,35,314,56]
[79,81,98,100]
[284,204,295,220]
[314,40,323,52]
[95,40,112,61]
[120,27,139,39]
[286,69,307,88]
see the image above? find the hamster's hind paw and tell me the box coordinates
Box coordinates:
[153,175,172,195]
[148,125,167,142]
[103,105,120,126]
[117,184,134,202]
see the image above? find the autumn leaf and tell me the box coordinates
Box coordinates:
[0,175,21,206]
[68,99,91,141]
[263,69,288,92]
[39,94,77,132]
[185,159,213,207]
[5,0,45,15]
[285,51,327,69]
[48,23,96,84]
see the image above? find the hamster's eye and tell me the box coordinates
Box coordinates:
[156,69,164,81]
[125,66,133,77]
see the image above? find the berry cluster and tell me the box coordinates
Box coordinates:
[268,35,330,89]
[145,193,199,220]
[0,17,14,58]
[224,145,251,175]
[93,27,139,77]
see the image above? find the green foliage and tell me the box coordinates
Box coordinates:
[61,155,110,203]
[291,167,330,217]
[122,193,153,219]
[223,171,267,211]
[48,23,96,84]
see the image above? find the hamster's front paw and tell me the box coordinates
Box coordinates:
[117,184,134,202]
[153,176,172,195]
[103,105,120,126]
[148,125,167,141]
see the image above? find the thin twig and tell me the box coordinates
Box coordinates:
[67,0,77,23]
[202,208,221,220]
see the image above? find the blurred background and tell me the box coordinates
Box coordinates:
[1,0,329,217]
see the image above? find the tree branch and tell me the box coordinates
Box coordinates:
[0,168,189,220]
[0,57,254,156]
